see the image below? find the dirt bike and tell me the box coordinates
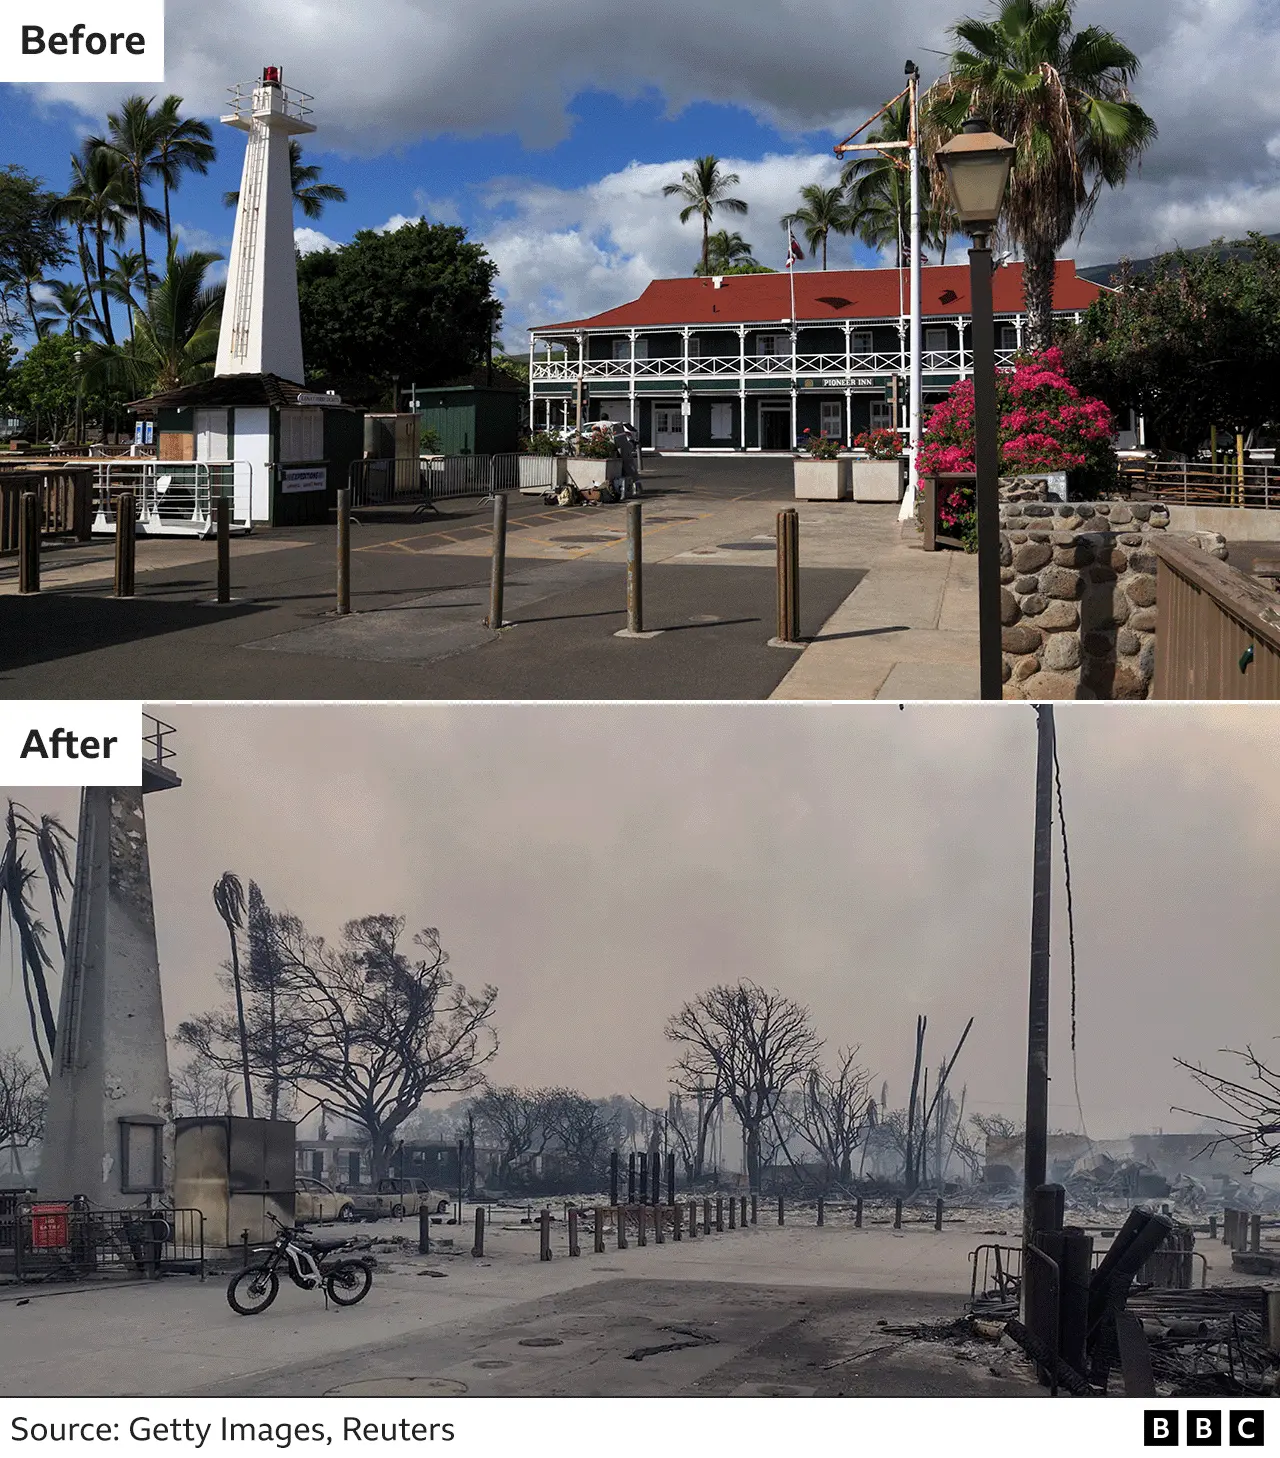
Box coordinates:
[226,1211,373,1316]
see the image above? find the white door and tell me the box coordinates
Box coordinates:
[233,406,272,523]
[194,409,228,460]
[654,406,683,450]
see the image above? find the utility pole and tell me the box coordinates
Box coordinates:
[1023,705,1054,1245]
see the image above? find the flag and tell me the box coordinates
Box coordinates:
[785,230,804,269]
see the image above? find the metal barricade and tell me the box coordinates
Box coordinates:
[10,1201,205,1282]
[348,456,427,508]
[93,460,253,538]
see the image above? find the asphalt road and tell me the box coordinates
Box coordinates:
[1,459,864,699]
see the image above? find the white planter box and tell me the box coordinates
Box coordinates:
[850,459,906,502]
[567,458,623,490]
[793,458,850,500]
[517,455,568,494]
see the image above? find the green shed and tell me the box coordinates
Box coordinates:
[414,377,523,456]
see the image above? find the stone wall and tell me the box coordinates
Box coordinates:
[1000,501,1171,699]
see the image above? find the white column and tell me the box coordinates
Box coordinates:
[844,388,853,446]
[629,327,637,428]
[682,327,691,450]
[907,69,923,508]
[958,317,969,378]
[216,74,316,379]
[738,325,747,450]
[789,388,797,451]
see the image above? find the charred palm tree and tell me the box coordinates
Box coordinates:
[211,872,254,1117]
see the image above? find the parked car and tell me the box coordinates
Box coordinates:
[363,1177,452,1219]
[293,1176,379,1225]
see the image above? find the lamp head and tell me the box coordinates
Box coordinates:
[936,116,1015,241]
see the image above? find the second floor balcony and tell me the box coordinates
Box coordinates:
[529,349,1017,383]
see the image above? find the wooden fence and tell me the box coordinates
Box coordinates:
[1153,537,1280,699]
[0,468,94,554]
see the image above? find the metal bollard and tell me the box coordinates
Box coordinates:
[568,1207,580,1258]
[817,1197,825,1228]
[751,1194,758,1226]
[673,1203,683,1242]
[636,1204,647,1247]
[336,488,351,614]
[775,508,800,642]
[216,491,231,603]
[487,490,507,628]
[419,1205,431,1255]
[114,492,136,597]
[703,1198,712,1234]
[935,1199,944,1232]
[616,1206,628,1250]
[688,1199,698,1238]
[18,491,39,593]
[777,1195,785,1227]
[539,1207,552,1261]
[472,1207,485,1257]
[855,1197,863,1229]
[728,1198,736,1230]
[715,1197,724,1233]
[894,1198,903,1230]
[626,499,643,633]
[594,1207,606,1254]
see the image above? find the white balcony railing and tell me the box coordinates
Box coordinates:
[529,347,1020,383]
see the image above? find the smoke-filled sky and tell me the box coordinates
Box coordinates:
[3,703,1278,1140]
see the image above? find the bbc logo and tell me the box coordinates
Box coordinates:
[1145,1411,1265,1447]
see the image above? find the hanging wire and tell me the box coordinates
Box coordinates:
[1052,734,1091,1144]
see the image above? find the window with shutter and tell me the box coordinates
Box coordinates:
[710,403,733,438]
[279,408,324,462]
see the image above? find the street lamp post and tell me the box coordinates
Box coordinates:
[936,118,1015,701]
[74,348,84,451]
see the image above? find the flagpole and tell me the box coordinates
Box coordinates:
[788,226,797,324]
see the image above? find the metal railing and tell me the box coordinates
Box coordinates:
[530,349,1017,383]
[1120,457,1277,508]
[143,714,178,774]
[92,460,254,538]
[8,1202,205,1282]
[348,456,426,508]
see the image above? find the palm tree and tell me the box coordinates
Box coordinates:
[106,249,146,340]
[0,801,73,1082]
[83,246,223,396]
[925,0,1156,348]
[211,872,254,1118]
[52,144,134,344]
[38,281,94,339]
[152,96,216,252]
[223,140,347,220]
[91,95,165,291]
[781,183,854,270]
[695,230,757,275]
[663,156,748,276]
[842,96,949,269]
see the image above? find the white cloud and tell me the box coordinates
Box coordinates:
[374,213,419,234]
[479,153,848,336]
[295,226,339,254]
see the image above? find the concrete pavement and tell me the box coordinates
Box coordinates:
[1,459,980,700]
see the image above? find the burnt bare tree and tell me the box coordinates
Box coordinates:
[1175,1044,1280,1171]
[0,1047,45,1153]
[171,1055,235,1116]
[794,1047,873,1188]
[545,1089,620,1187]
[471,1085,557,1184]
[665,1082,722,1184]
[665,981,820,1192]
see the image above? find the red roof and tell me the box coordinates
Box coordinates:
[534,260,1101,331]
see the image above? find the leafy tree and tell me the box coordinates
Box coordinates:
[665,981,820,1191]
[297,221,501,403]
[781,184,854,270]
[7,334,81,442]
[225,140,346,221]
[925,0,1156,349]
[694,229,772,276]
[663,156,749,276]
[1058,235,1280,455]
[0,166,70,335]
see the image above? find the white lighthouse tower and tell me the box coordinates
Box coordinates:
[215,66,315,380]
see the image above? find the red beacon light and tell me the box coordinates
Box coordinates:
[262,66,281,86]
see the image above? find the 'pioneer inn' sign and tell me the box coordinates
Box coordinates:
[528,262,1101,452]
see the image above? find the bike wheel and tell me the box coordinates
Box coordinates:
[324,1261,372,1307]
[227,1265,279,1316]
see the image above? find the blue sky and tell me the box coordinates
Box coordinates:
[7,0,1280,342]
